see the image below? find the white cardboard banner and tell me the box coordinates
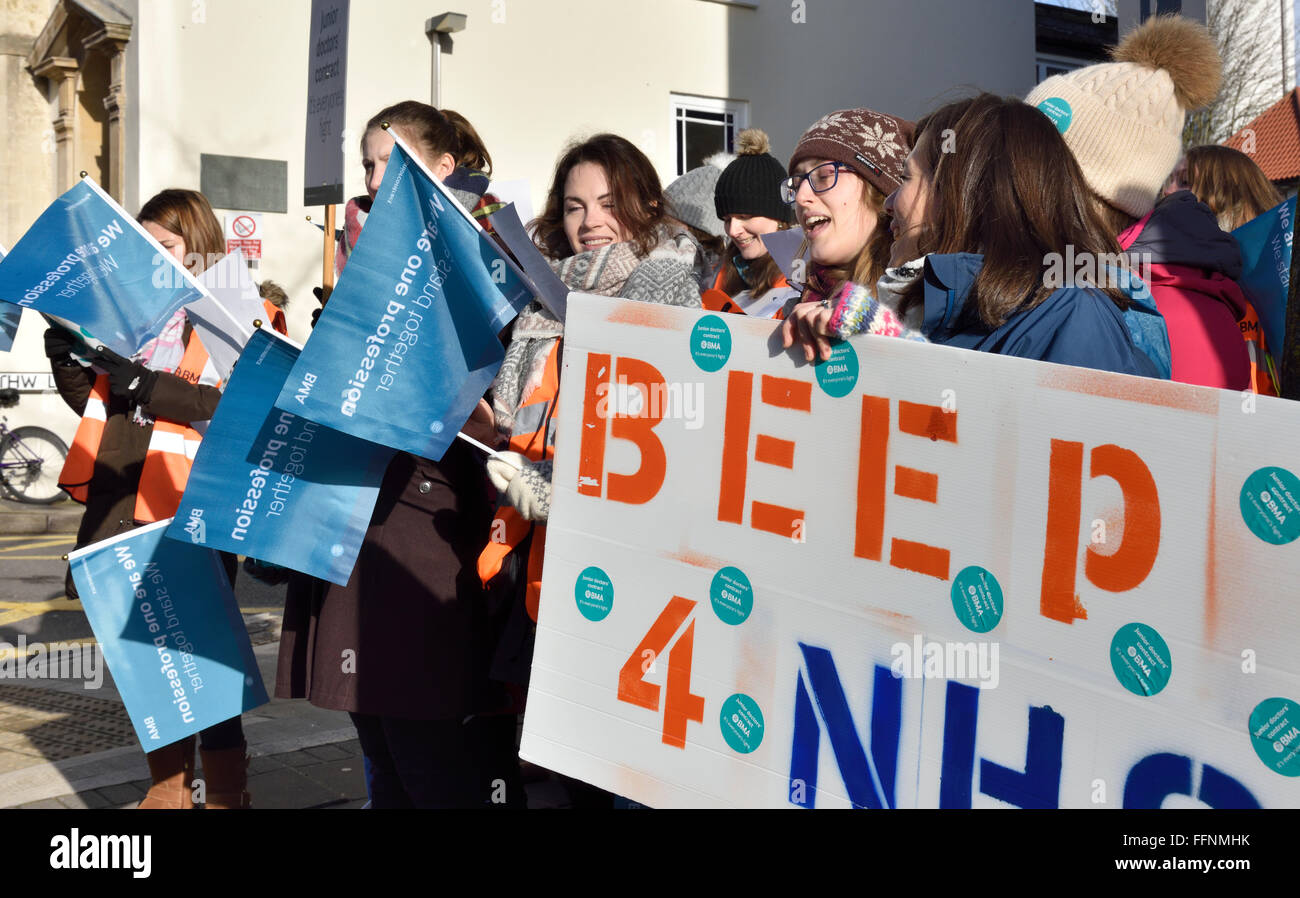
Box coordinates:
[520,294,1300,809]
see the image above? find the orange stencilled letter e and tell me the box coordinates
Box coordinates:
[577,353,669,504]
[854,397,957,580]
[717,373,811,538]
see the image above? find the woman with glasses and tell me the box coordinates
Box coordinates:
[778,108,928,362]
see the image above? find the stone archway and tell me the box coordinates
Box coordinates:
[27,0,131,201]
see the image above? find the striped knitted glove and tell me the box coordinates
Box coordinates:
[826,282,927,342]
[486,451,554,522]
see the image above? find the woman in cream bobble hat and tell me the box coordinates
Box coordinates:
[1025,14,1275,394]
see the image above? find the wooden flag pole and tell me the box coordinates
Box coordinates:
[321,203,337,306]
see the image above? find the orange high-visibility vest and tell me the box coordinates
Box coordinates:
[1239,303,1279,397]
[705,267,791,319]
[477,341,560,622]
[60,301,285,522]
[58,376,110,505]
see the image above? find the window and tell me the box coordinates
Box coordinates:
[1036,54,1088,83]
[1140,0,1181,20]
[671,94,749,176]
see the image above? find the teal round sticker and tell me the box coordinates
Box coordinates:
[815,342,859,398]
[950,566,1004,633]
[690,315,731,372]
[710,566,753,625]
[1248,697,1300,777]
[1036,97,1073,133]
[1110,623,1172,697]
[720,693,764,754]
[1239,467,1300,545]
[574,566,613,622]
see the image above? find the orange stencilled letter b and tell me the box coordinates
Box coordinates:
[577,353,668,505]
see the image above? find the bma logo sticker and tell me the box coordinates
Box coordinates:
[183,508,206,545]
[1036,97,1072,134]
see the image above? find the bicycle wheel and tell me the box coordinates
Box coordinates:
[0,426,69,504]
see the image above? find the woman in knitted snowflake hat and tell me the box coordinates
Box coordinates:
[1024,14,1269,392]
[778,106,927,361]
[709,128,799,319]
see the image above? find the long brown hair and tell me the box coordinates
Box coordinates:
[137,188,224,276]
[364,101,492,174]
[900,93,1129,327]
[1184,144,1283,231]
[718,222,793,297]
[532,133,666,259]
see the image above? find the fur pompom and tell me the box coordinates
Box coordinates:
[704,151,735,170]
[1111,14,1221,110]
[736,128,771,156]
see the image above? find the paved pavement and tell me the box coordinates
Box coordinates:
[0,495,569,809]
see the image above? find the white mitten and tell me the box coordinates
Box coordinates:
[486,451,554,522]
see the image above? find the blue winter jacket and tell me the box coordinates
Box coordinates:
[919,253,1167,379]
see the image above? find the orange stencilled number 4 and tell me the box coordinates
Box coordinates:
[617,596,705,749]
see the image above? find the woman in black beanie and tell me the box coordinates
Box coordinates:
[711,128,800,318]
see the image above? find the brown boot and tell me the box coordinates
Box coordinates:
[137,735,197,809]
[199,740,251,809]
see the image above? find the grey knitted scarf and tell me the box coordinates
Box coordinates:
[491,227,702,439]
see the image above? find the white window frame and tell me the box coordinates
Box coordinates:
[670,93,750,177]
[1036,53,1090,83]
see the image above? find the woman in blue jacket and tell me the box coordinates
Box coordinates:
[881,93,1166,378]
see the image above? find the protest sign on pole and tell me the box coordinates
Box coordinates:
[69,520,268,750]
[760,227,808,290]
[520,294,1300,808]
[0,178,205,356]
[186,250,266,382]
[168,329,392,585]
[275,134,531,461]
[304,0,348,207]
[488,202,567,320]
[305,0,348,303]
[0,242,17,353]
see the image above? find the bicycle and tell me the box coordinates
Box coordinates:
[0,388,69,505]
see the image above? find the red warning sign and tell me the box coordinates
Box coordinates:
[224,213,263,260]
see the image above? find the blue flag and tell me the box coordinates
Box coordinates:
[275,136,531,459]
[68,520,268,750]
[0,178,203,356]
[0,243,17,353]
[1232,195,1295,357]
[167,328,393,585]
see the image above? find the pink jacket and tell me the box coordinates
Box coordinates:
[1118,192,1251,391]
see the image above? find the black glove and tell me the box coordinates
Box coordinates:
[92,345,160,405]
[44,326,81,362]
[311,286,325,329]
